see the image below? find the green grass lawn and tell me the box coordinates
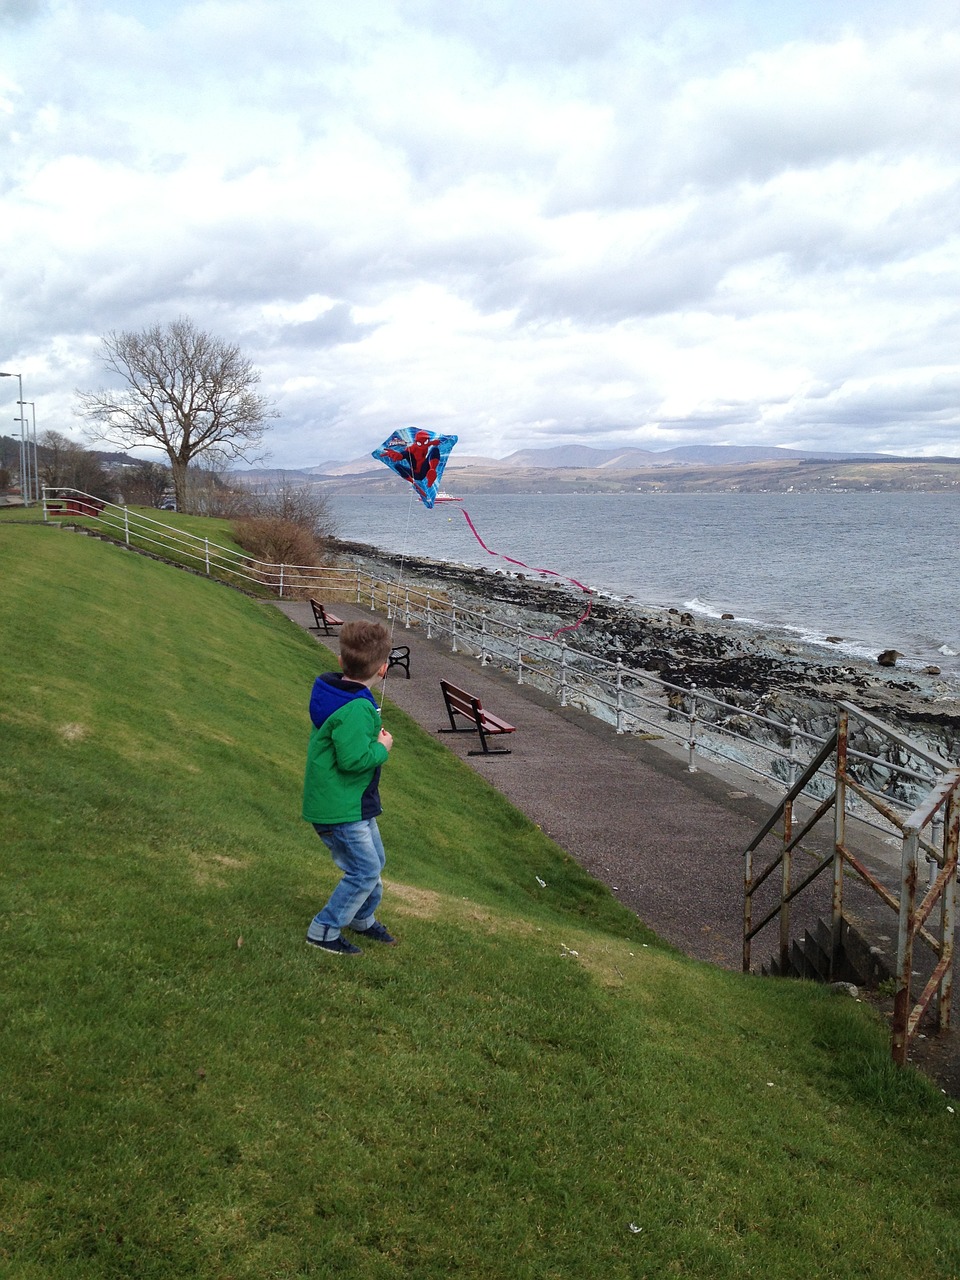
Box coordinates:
[2,522,959,1279]
[0,501,269,594]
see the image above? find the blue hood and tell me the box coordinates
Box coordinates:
[309,673,377,729]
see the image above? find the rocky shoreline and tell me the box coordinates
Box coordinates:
[331,537,960,769]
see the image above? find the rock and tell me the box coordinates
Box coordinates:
[924,666,942,676]
[826,636,843,644]
[877,649,903,667]
[829,982,859,999]
[332,538,960,768]
[721,612,735,620]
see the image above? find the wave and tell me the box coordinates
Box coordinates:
[681,596,762,626]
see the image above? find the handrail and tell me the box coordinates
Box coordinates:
[743,699,960,1067]
[44,487,951,838]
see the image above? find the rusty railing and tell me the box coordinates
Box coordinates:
[743,702,960,1064]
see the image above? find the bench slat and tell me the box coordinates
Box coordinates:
[308,599,344,634]
[439,679,514,756]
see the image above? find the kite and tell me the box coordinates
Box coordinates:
[372,428,458,509]
[373,425,592,639]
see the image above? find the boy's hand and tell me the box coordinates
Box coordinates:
[378,728,393,752]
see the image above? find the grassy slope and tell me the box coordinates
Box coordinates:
[1,523,959,1279]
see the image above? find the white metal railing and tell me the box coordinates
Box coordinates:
[43,487,955,839]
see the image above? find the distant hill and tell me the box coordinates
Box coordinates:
[263,443,939,478]
[499,443,923,468]
[231,443,958,493]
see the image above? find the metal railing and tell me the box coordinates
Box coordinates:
[44,487,953,840]
[742,703,960,1064]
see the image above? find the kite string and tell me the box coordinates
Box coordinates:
[376,486,417,711]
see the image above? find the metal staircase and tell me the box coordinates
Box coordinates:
[743,702,960,1065]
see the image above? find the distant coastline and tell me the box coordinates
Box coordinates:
[239,454,960,496]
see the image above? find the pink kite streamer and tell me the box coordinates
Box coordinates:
[460,508,594,640]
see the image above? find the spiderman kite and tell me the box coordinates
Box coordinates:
[372,428,458,509]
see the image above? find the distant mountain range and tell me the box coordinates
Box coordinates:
[494,443,923,468]
[242,442,942,482]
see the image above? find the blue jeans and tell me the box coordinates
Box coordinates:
[307,818,386,941]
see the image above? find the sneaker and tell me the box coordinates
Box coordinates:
[306,934,362,956]
[350,921,397,945]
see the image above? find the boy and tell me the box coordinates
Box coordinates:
[302,620,397,955]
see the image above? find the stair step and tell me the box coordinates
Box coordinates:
[762,914,894,988]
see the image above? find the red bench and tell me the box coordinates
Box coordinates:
[438,679,515,756]
[308,599,344,636]
[46,497,105,517]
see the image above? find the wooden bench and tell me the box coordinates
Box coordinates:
[45,497,105,517]
[438,679,515,756]
[308,599,344,636]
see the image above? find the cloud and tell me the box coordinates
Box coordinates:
[1,0,959,464]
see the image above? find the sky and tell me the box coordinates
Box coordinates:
[2,0,960,467]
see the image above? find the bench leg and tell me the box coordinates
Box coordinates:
[471,723,511,756]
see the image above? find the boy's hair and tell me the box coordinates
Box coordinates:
[339,620,392,681]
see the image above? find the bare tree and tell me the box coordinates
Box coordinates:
[246,474,337,539]
[122,460,172,508]
[76,317,276,513]
[37,430,75,488]
[37,430,112,499]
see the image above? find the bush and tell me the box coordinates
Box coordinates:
[233,515,324,568]
[239,477,337,539]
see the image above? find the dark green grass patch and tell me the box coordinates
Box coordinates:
[2,522,959,1279]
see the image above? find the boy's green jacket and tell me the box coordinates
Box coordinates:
[302,673,389,825]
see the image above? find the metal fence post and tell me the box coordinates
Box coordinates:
[451,604,458,653]
[928,815,943,891]
[939,793,959,1032]
[124,506,130,546]
[893,824,921,1066]
[204,537,210,574]
[787,717,800,790]
[833,707,848,967]
[517,624,524,685]
[480,612,488,666]
[426,592,433,639]
[559,642,568,708]
[615,659,624,734]
[404,589,411,629]
[279,564,285,598]
[687,684,698,772]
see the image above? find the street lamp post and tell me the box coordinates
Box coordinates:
[0,370,27,505]
[22,402,39,502]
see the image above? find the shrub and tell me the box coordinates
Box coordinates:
[233,515,324,569]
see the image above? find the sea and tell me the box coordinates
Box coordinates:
[325,491,960,681]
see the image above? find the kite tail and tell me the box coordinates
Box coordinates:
[459,508,594,641]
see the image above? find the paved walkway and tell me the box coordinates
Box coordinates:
[276,598,892,971]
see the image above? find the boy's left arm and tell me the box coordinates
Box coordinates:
[329,702,390,775]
